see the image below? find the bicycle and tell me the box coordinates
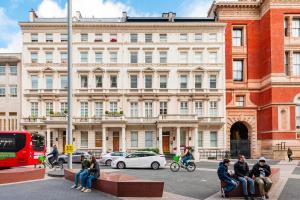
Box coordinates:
[42,155,64,170]
[170,155,196,172]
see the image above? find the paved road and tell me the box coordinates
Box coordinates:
[279,178,300,200]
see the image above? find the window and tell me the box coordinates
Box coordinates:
[45,76,53,89]
[95,34,102,42]
[145,52,152,63]
[195,101,203,117]
[145,131,153,147]
[131,131,138,147]
[195,33,202,41]
[31,75,38,89]
[110,102,118,113]
[180,52,188,63]
[81,34,88,42]
[159,34,167,42]
[61,34,67,42]
[209,33,217,41]
[0,86,5,97]
[180,34,188,42]
[232,28,243,46]
[209,75,217,89]
[31,33,38,42]
[145,102,153,117]
[110,75,117,88]
[160,102,167,115]
[95,132,102,147]
[292,19,300,37]
[31,52,38,63]
[293,53,300,76]
[61,102,68,114]
[180,130,186,146]
[159,75,167,89]
[46,102,53,116]
[10,85,17,97]
[130,75,138,88]
[31,102,38,117]
[80,75,88,88]
[80,52,88,63]
[9,66,17,75]
[160,52,167,63]
[110,34,117,42]
[180,102,188,115]
[285,51,290,76]
[209,101,218,117]
[110,52,117,63]
[60,75,67,89]
[180,75,188,89]
[46,34,53,42]
[284,17,289,37]
[195,75,202,89]
[130,34,138,43]
[130,52,138,63]
[145,75,152,89]
[233,60,244,81]
[45,52,53,63]
[210,131,217,147]
[198,131,203,147]
[145,34,152,43]
[80,131,88,148]
[60,52,67,63]
[95,52,103,63]
[95,75,102,88]
[130,102,139,117]
[80,102,88,117]
[194,52,203,63]
[296,98,300,129]
[236,96,245,107]
[95,102,103,117]
[209,52,217,63]
[0,66,5,75]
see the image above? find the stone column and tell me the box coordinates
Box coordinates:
[46,128,51,153]
[102,127,107,155]
[176,127,181,155]
[159,127,163,154]
[122,126,126,152]
[194,127,199,161]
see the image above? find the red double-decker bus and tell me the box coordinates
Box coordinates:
[0,131,46,168]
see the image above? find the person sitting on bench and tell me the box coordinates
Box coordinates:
[81,156,100,193]
[71,155,90,190]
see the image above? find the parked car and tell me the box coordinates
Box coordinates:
[58,150,91,163]
[111,151,166,170]
[99,152,127,166]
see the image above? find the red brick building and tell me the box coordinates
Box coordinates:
[209,0,300,159]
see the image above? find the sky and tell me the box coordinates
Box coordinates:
[0,0,215,53]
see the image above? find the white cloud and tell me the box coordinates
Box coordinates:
[180,0,214,17]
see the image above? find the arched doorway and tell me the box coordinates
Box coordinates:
[230,122,251,158]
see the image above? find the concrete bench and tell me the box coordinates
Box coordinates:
[221,168,280,197]
[64,169,164,197]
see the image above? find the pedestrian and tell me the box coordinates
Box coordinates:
[249,157,272,200]
[71,155,91,190]
[234,155,255,200]
[287,148,293,162]
[81,156,100,193]
[217,158,239,198]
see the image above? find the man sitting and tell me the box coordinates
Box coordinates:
[250,157,272,200]
[71,155,90,190]
[217,158,239,198]
[81,156,100,193]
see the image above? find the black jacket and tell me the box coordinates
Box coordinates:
[249,163,271,178]
[81,159,90,170]
[89,161,100,178]
[48,148,58,160]
[217,162,232,182]
[234,161,250,177]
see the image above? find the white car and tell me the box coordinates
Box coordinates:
[99,152,127,166]
[111,151,166,170]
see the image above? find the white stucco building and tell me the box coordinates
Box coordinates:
[19,10,226,160]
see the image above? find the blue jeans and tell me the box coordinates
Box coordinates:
[182,155,192,166]
[238,177,255,196]
[74,169,83,187]
[86,175,97,189]
[223,179,239,194]
[80,170,89,187]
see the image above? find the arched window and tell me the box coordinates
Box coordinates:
[296,97,300,129]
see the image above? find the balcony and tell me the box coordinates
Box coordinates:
[158,114,198,124]
[127,117,158,124]
[21,117,45,124]
[198,117,224,124]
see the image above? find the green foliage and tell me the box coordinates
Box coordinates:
[140,148,159,154]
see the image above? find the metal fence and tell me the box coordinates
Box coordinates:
[198,150,230,160]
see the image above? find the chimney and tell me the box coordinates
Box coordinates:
[122,11,127,22]
[76,11,82,20]
[29,9,38,22]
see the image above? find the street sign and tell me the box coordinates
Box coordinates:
[64,144,75,154]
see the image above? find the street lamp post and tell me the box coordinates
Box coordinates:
[67,0,73,169]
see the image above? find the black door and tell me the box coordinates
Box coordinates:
[230,122,251,158]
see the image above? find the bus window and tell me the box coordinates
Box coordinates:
[0,133,26,152]
[31,134,45,151]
